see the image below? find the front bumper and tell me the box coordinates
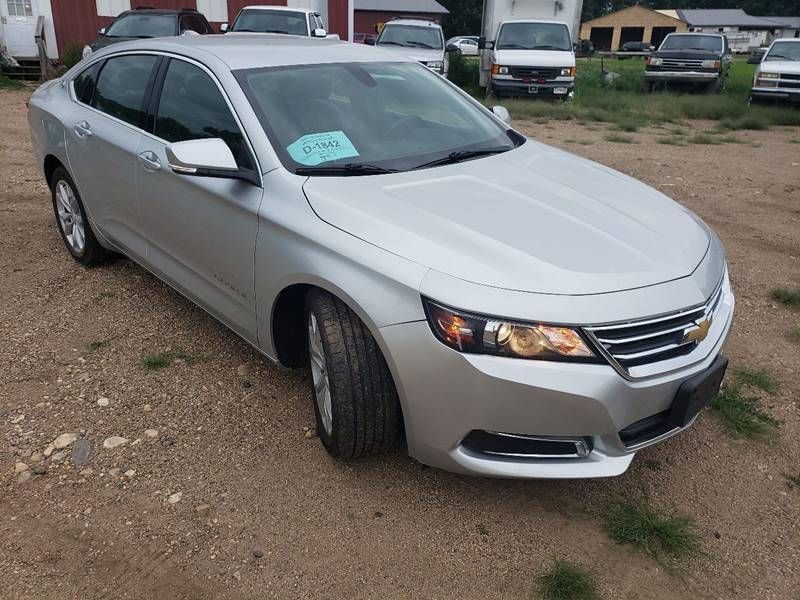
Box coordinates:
[491,75,574,97]
[750,87,800,103]
[380,281,734,479]
[644,70,719,83]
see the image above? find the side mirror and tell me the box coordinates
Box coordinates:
[491,106,511,125]
[98,27,106,36]
[165,139,257,185]
[220,23,228,33]
[478,37,494,50]
[364,37,375,46]
[446,43,459,53]
[312,28,327,38]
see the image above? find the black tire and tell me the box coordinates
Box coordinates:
[640,79,652,94]
[305,289,401,459]
[50,166,107,267]
[704,79,722,95]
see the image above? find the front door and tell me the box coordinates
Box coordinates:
[136,57,262,344]
[1,0,38,58]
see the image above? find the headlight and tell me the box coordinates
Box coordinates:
[559,67,576,77]
[758,72,779,79]
[701,59,720,69]
[491,64,509,75]
[82,45,93,58]
[427,61,444,70]
[423,300,597,362]
[647,57,662,66]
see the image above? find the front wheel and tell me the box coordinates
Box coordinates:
[704,78,723,95]
[50,166,108,266]
[640,79,653,94]
[306,289,402,459]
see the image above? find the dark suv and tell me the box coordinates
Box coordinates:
[82,8,213,59]
[641,33,731,94]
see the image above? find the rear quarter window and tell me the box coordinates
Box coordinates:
[73,61,102,105]
[93,55,159,128]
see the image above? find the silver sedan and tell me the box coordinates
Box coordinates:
[27,34,733,479]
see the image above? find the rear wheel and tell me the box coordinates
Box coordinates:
[50,166,107,266]
[305,289,402,459]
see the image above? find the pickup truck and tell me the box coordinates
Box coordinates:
[642,32,732,94]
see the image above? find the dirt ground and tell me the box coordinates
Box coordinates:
[1,86,799,600]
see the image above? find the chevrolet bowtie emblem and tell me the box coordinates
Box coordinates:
[683,319,711,344]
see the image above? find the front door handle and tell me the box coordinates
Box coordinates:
[74,121,92,138]
[138,151,162,172]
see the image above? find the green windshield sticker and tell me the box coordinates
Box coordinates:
[287,131,359,166]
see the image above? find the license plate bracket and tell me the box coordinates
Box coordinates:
[528,85,539,94]
[668,355,728,428]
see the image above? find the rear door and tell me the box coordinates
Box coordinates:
[135,56,262,343]
[65,53,160,259]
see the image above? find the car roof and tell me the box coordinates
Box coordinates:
[119,8,193,17]
[383,18,441,28]
[239,5,316,15]
[771,38,800,43]
[91,34,409,70]
[666,32,723,37]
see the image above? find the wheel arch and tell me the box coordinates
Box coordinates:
[43,154,66,189]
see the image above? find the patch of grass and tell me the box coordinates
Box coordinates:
[790,139,800,144]
[771,287,800,308]
[711,386,778,439]
[537,560,599,600]
[565,139,594,146]
[140,351,194,371]
[603,502,700,566]
[784,473,800,490]
[642,459,662,471]
[787,324,800,343]
[658,136,686,146]
[732,367,778,394]
[0,73,23,90]
[719,114,770,131]
[477,523,489,537]
[688,134,723,145]
[604,133,636,144]
[60,44,83,70]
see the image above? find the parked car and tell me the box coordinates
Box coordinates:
[82,7,213,59]
[750,38,800,105]
[449,36,480,56]
[642,33,732,94]
[222,5,328,37]
[28,35,733,480]
[371,18,448,76]
[618,40,654,58]
[747,47,769,64]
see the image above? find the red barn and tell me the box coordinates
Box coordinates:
[0,0,355,60]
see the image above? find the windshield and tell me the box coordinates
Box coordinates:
[660,35,722,52]
[377,24,443,49]
[232,9,308,35]
[497,22,571,51]
[235,62,520,174]
[765,41,800,61]
[104,14,176,38]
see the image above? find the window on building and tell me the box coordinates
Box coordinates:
[6,1,33,17]
[96,0,131,18]
[196,0,227,23]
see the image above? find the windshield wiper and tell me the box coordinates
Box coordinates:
[531,45,565,50]
[405,41,435,48]
[295,164,398,176]
[412,147,511,170]
[377,40,405,46]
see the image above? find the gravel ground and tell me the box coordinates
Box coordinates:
[1,87,799,600]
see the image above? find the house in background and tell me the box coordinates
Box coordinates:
[353,0,447,38]
[0,0,354,63]
[579,6,799,53]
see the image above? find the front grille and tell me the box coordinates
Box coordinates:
[782,73,800,81]
[659,58,704,71]
[778,80,800,89]
[509,66,558,80]
[584,281,724,374]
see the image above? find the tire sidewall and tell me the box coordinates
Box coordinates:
[305,298,341,456]
[50,167,89,262]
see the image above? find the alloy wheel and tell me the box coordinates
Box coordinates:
[308,312,333,436]
[55,180,85,254]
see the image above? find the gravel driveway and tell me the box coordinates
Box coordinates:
[1,87,799,600]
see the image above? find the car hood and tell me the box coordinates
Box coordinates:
[378,46,443,63]
[302,141,711,296]
[761,60,800,75]
[91,36,139,51]
[492,49,575,67]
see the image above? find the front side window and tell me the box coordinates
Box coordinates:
[73,61,102,105]
[236,62,520,174]
[497,23,571,51]
[6,0,32,17]
[660,35,723,52]
[765,41,800,62]
[155,59,252,169]
[93,55,158,127]
[378,25,443,50]
[104,14,177,38]
[231,9,308,35]
[180,14,210,34]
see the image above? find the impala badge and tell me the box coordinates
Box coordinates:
[683,319,711,344]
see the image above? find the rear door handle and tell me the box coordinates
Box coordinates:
[138,151,162,172]
[74,121,92,138]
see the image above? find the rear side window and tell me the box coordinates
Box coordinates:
[93,55,158,127]
[154,59,253,169]
[73,61,102,105]
[180,14,210,34]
